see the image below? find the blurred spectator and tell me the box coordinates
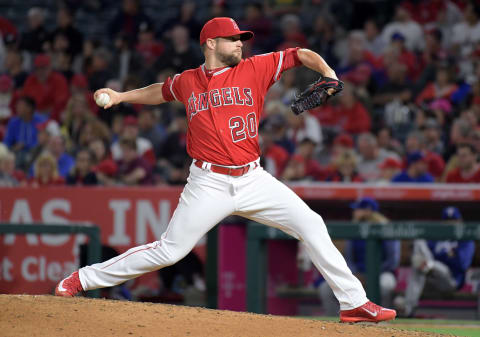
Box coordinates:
[27,119,60,170]
[420,28,447,70]
[0,15,17,44]
[372,57,411,109]
[415,65,458,105]
[422,118,444,156]
[404,130,445,180]
[77,117,111,152]
[391,151,434,182]
[396,207,475,317]
[363,19,385,56]
[155,25,202,74]
[263,113,295,155]
[87,48,114,92]
[4,96,46,157]
[159,0,201,41]
[259,121,289,178]
[264,0,301,17]
[158,112,189,185]
[207,0,229,20]
[445,143,480,183]
[22,54,70,121]
[356,133,399,182]
[0,150,23,186]
[62,93,94,145]
[116,138,153,185]
[450,2,480,78]
[376,127,404,156]
[326,149,363,182]
[4,49,28,89]
[286,110,322,148]
[401,0,460,26]
[45,135,75,178]
[281,137,328,181]
[319,197,400,315]
[108,0,152,45]
[334,83,371,135]
[336,32,372,88]
[89,138,117,185]
[135,21,164,70]
[30,151,65,186]
[378,157,403,184]
[267,69,298,105]
[138,107,166,156]
[0,74,13,121]
[276,14,308,50]
[70,74,98,115]
[66,148,98,185]
[381,5,424,52]
[240,2,273,54]
[111,115,155,167]
[112,33,143,82]
[19,7,49,53]
[49,6,83,57]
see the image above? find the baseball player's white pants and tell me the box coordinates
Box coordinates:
[79,161,368,310]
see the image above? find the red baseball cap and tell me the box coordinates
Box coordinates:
[378,157,403,170]
[123,115,138,127]
[199,17,253,45]
[333,133,354,148]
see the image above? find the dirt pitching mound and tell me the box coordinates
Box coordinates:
[0,295,437,337]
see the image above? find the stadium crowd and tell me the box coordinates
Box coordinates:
[0,0,480,187]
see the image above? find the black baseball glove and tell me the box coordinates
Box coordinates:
[291,76,344,115]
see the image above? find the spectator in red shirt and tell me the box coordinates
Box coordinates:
[282,137,328,181]
[29,151,65,187]
[415,65,458,105]
[89,138,117,185]
[446,143,480,183]
[259,121,289,178]
[135,21,164,68]
[116,138,153,186]
[326,149,363,183]
[335,83,371,135]
[22,54,70,121]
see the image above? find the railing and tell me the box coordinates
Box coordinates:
[246,221,480,313]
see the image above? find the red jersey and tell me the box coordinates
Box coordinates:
[162,48,301,166]
[446,167,480,183]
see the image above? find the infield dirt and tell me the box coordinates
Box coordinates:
[0,295,442,337]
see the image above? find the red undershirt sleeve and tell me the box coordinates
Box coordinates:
[283,47,302,70]
[161,74,181,102]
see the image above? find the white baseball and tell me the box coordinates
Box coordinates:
[95,93,110,107]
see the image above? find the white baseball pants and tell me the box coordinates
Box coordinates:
[79,161,368,310]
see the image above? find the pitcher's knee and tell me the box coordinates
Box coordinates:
[153,240,190,266]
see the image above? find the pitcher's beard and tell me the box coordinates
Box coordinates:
[217,51,241,67]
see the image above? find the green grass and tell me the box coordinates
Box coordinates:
[306,317,480,337]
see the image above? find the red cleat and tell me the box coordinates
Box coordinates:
[55,271,83,297]
[340,301,396,323]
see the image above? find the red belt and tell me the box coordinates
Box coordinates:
[194,160,258,177]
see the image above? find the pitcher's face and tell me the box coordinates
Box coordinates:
[214,35,243,67]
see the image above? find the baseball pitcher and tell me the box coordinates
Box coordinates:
[56,17,396,323]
